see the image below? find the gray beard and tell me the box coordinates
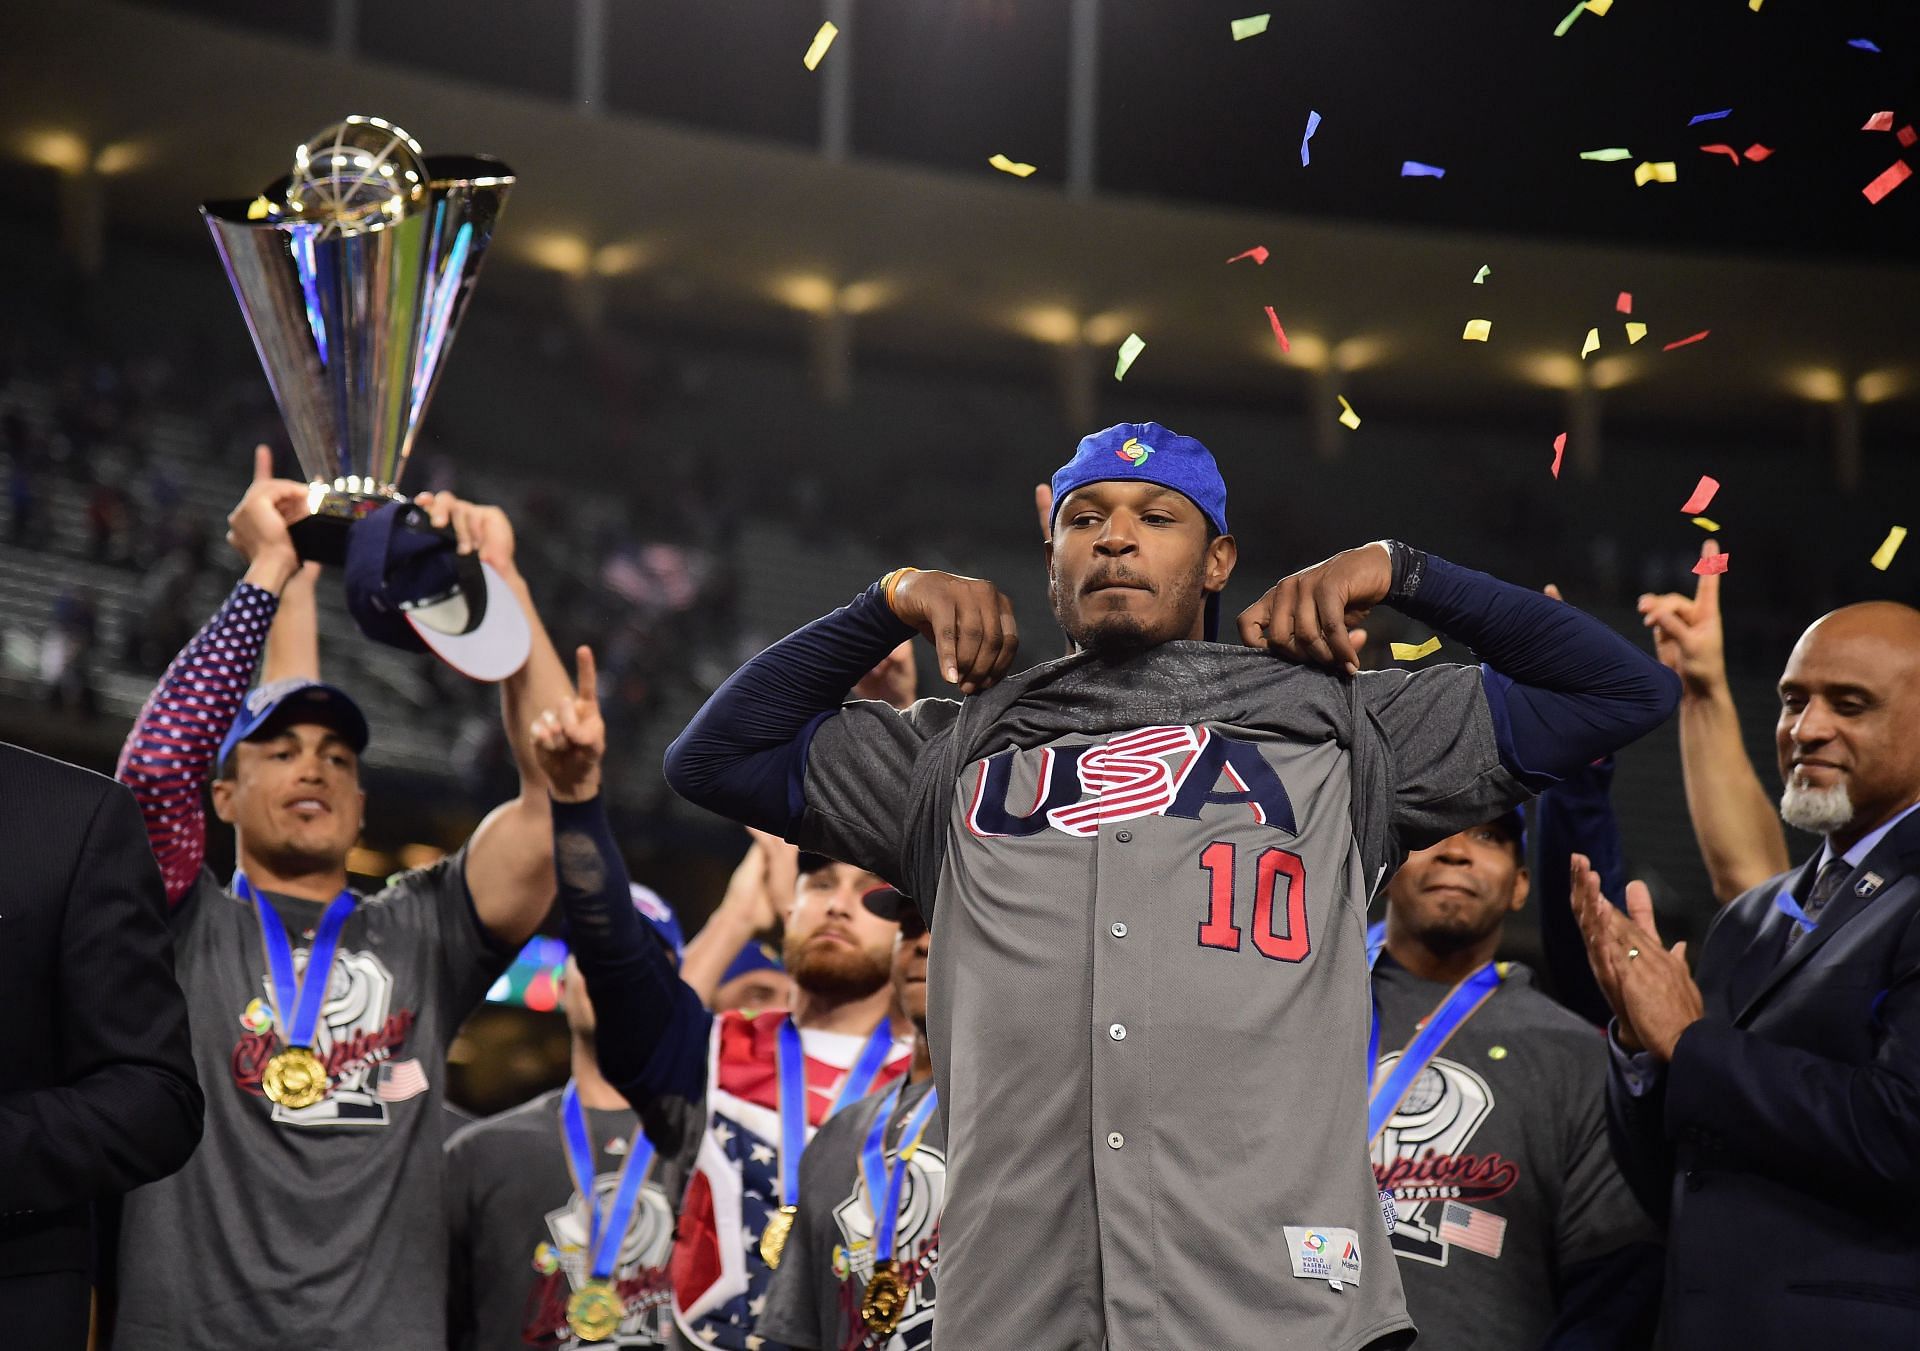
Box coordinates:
[1780,778,1854,836]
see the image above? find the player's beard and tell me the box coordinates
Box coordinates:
[1407,905,1505,958]
[1056,556,1207,662]
[783,931,893,1003]
[1780,778,1853,835]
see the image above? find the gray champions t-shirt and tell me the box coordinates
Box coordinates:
[794,642,1527,1351]
[113,848,510,1350]
[446,1087,702,1351]
[758,1076,946,1351]
[1370,958,1658,1349]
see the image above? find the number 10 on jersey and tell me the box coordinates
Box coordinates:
[1196,841,1310,962]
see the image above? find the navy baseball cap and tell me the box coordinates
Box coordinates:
[720,939,785,986]
[217,677,370,773]
[1049,422,1231,640]
[861,884,925,936]
[344,501,531,683]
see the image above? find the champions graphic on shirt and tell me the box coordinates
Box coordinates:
[230,943,426,1126]
[523,1165,677,1348]
[1371,1054,1520,1266]
[827,1127,945,1349]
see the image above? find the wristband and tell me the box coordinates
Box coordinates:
[880,567,920,615]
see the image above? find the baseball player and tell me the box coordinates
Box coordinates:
[664,422,1679,1348]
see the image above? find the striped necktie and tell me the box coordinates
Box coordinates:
[1782,857,1851,955]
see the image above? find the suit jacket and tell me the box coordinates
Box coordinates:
[0,743,202,1278]
[1609,808,1920,1347]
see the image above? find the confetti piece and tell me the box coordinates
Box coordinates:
[1472,264,1490,284]
[1391,636,1443,662]
[1551,432,1567,479]
[1748,0,1762,9]
[1227,245,1270,265]
[1700,144,1742,164]
[1849,39,1881,53]
[1693,516,1721,532]
[1743,143,1774,161]
[1230,13,1271,40]
[1871,526,1908,571]
[1663,330,1710,351]
[1864,160,1912,204]
[1625,321,1648,344]
[1692,553,1730,576]
[1616,291,1632,314]
[245,195,272,220]
[802,21,838,70]
[1264,305,1291,353]
[1689,109,1732,125]
[1580,147,1633,161]
[1902,126,1919,148]
[1336,395,1361,430]
[1634,160,1678,186]
[1580,328,1600,359]
[1679,475,1720,514]
[1401,161,1447,178]
[1462,318,1492,342]
[1583,0,1613,14]
[1864,111,1896,132]
[1114,333,1145,380]
[1553,1,1588,37]
[1299,110,1323,167]
[988,153,1037,177]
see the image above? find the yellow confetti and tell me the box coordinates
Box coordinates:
[1580,327,1600,359]
[1488,1045,1508,1060]
[988,153,1038,178]
[1336,395,1361,430]
[246,195,273,220]
[1692,516,1720,532]
[1625,321,1648,344]
[1748,0,1763,10]
[1230,13,1271,40]
[1391,636,1442,661]
[1462,318,1492,342]
[1583,0,1614,14]
[1114,333,1146,380]
[1871,526,1908,571]
[1634,160,1678,186]
[802,21,838,70]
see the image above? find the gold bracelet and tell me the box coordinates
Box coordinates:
[880,567,919,613]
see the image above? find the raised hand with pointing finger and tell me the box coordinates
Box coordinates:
[531,645,605,803]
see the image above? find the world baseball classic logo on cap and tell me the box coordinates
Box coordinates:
[1116,436,1153,466]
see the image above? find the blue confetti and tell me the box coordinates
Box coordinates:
[1301,109,1322,167]
[1401,161,1447,179]
[1688,109,1732,125]
[1849,38,1881,52]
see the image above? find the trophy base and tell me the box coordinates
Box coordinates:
[290,491,402,566]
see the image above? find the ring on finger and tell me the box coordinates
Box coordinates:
[1626,947,1641,960]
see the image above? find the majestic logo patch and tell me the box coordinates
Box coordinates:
[1115,436,1153,466]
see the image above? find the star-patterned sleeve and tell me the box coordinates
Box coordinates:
[114,581,278,906]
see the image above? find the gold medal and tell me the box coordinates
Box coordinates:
[565,1278,622,1342]
[261,1045,330,1109]
[759,1204,797,1269]
[860,1259,907,1336]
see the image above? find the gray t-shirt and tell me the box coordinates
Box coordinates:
[112,850,509,1349]
[796,643,1526,1351]
[758,1077,945,1351]
[446,1086,701,1351]
[1371,957,1658,1349]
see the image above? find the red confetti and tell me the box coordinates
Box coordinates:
[1663,330,1711,352]
[1551,432,1566,480]
[1865,160,1913,203]
[1679,474,1721,515]
[1692,553,1730,577]
[1864,110,1896,132]
[1263,305,1291,353]
[1616,291,1633,314]
[1742,143,1774,161]
[1228,246,1270,265]
[1901,126,1919,148]
[1700,143,1743,164]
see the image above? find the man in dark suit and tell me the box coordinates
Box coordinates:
[0,741,203,1349]
[1572,600,1920,1347]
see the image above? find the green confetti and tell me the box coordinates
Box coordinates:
[1552,1,1587,36]
[1472,264,1491,284]
[1579,147,1633,161]
[1114,333,1146,380]
[1230,13,1271,40]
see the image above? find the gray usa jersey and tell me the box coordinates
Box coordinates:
[794,641,1527,1351]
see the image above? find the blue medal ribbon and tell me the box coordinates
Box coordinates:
[235,872,357,1052]
[1773,886,1817,933]
[774,1016,895,1208]
[1367,953,1504,1143]
[857,1081,941,1265]
[560,1082,657,1284]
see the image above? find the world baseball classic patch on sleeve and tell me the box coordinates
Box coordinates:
[1283,1226,1363,1289]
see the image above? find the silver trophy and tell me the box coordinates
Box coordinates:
[203,116,513,563]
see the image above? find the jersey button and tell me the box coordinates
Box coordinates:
[1115,829,1133,843]
[1109,1023,1127,1041]
[1107,1131,1125,1149]
[1111,922,1129,938]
